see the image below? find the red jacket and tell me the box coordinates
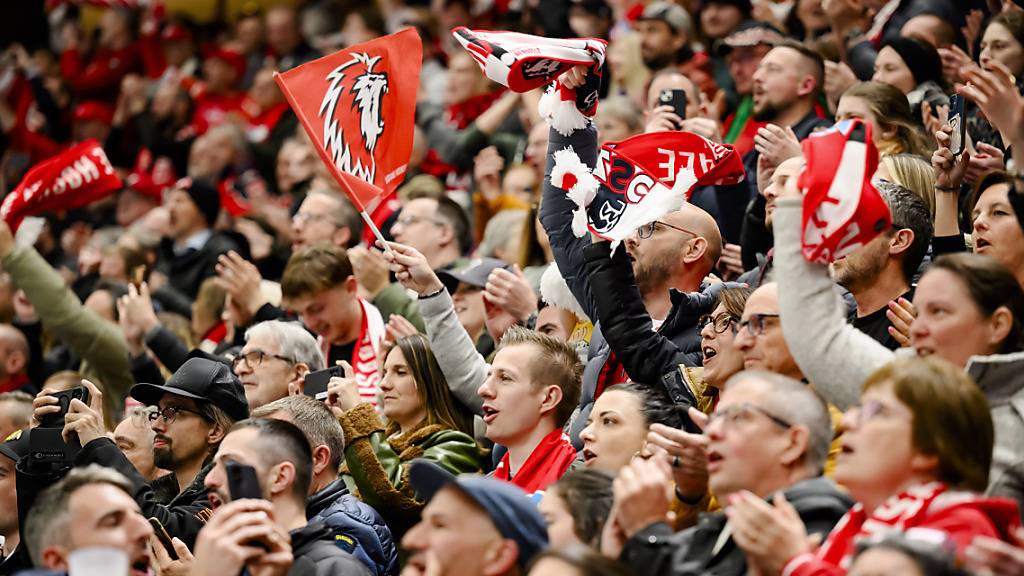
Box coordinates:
[783,483,1022,576]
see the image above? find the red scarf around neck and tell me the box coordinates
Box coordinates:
[493,428,577,495]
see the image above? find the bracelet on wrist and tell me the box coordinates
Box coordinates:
[418,286,446,300]
[934,184,959,193]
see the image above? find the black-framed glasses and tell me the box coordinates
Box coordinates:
[149,406,210,425]
[231,349,295,373]
[736,313,781,337]
[636,221,699,240]
[699,312,738,335]
[707,402,792,430]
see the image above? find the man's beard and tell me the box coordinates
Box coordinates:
[753,100,782,122]
[153,445,176,470]
[642,50,675,72]
[833,252,886,296]
[633,251,675,296]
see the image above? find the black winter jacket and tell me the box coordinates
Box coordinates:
[289,522,372,576]
[75,437,213,547]
[539,124,705,446]
[155,231,241,304]
[620,477,853,576]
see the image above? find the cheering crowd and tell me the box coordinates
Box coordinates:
[2,0,1024,575]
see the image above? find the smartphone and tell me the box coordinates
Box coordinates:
[948,94,966,156]
[38,387,91,429]
[659,89,688,127]
[303,365,344,401]
[148,517,178,560]
[226,461,262,501]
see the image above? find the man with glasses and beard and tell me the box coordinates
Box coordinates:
[49,357,249,546]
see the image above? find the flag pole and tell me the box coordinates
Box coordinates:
[359,209,393,255]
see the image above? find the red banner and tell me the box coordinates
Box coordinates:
[274,29,422,212]
[1,139,122,232]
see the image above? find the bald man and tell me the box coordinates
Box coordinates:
[0,325,31,395]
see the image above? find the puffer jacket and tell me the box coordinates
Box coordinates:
[339,403,483,538]
[288,522,371,576]
[307,479,398,576]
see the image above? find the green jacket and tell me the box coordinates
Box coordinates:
[340,403,482,537]
[3,246,133,421]
[371,283,425,333]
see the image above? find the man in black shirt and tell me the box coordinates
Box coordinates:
[834,181,933,350]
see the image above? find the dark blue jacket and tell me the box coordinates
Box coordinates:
[306,479,397,576]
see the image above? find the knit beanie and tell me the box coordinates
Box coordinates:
[883,37,943,88]
[183,178,221,227]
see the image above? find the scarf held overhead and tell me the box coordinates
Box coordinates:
[798,118,891,264]
[550,131,745,246]
[1,139,122,232]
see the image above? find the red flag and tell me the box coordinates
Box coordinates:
[1,139,122,232]
[274,29,422,212]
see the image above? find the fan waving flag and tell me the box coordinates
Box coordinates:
[1,139,122,233]
[274,28,421,213]
[550,131,745,245]
[798,119,891,263]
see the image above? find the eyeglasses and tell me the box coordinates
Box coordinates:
[231,349,295,373]
[636,221,699,240]
[292,212,337,226]
[707,402,792,430]
[846,399,904,426]
[395,214,445,228]
[149,405,210,425]
[736,313,780,337]
[699,312,738,335]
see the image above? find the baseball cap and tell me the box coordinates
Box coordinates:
[409,460,548,568]
[205,46,247,81]
[436,258,509,294]
[130,356,249,422]
[0,428,29,462]
[637,1,693,36]
[160,23,192,43]
[716,20,785,55]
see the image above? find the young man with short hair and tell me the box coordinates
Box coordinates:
[478,327,582,493]
[253,396,397,576]
[281,245,385,405]
[202,418,370,576]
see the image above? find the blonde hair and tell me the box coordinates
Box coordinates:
[881,154,936,218]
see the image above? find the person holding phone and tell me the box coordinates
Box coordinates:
[199,418,370,576]
[328,333,483,540]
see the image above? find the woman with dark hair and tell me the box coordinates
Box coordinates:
[332,333,483,537]
[538,469,615,548]
[932,127,1024,288]
[872,37,947,118]
[579,383,690,473]
[732,357,1021,574]
[966,12,1024,148]
[836,82,933,158]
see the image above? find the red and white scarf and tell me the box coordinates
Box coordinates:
[785,482,1022,575]
[493,428,577,495]
[798,118,891,264]
[318,298,386,405]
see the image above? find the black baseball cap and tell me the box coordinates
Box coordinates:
[130,356,249,422]
[409,460,548,568]
[436,258,509,294]
[0,428,29,462]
